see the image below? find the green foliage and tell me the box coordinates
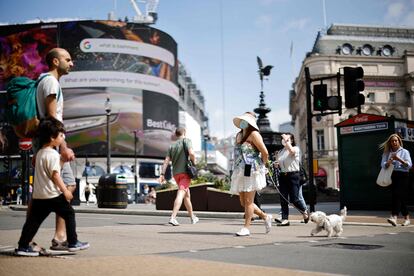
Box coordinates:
[213,176,231,191]
[156,169,231,192]
[155,180,175,191]
[191,171,230,191]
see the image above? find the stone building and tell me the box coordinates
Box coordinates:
[290,24,414,189]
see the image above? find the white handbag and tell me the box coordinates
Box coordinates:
[376,164,394,187]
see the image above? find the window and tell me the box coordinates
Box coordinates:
[139,162,169,178]
[82,165,105,177]
[316,130,325,151]
[341,43,353,55]
[381,45,394,56]
[367,93,375,103]
[389,93,396,104]
[362,44,374,56]
[113,165,133,176]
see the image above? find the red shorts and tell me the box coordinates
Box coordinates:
[173,173,191,191]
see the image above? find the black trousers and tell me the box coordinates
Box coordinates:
[391,171,410,217]
[279,172,307,219]
[85,191,90,201]
[18,194,77,248]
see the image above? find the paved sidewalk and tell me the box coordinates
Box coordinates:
[1,202,411,276]
[8,201,393,225]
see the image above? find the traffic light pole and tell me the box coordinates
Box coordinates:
[304,66,364,211]
[20,149,30,205]
[305,67,316,212]
[304,68,342,212]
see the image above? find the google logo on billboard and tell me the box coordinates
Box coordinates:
[82,40,92,50]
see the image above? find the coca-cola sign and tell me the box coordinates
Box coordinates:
[336,113,386,127]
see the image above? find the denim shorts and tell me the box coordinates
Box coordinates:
[62,162,76,186]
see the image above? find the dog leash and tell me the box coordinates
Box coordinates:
[265,162,307,216]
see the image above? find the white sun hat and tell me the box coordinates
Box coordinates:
[233,112,259,131]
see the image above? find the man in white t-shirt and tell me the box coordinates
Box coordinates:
[35,48,76,251]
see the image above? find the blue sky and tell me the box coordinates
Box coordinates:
[1,0,414,139]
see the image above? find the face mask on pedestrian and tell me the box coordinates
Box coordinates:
[282,137,291,147]
[239,120,249,129]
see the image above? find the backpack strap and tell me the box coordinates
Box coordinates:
[36,74,62,101]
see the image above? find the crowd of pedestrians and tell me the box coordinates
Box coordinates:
[2,46,411,259]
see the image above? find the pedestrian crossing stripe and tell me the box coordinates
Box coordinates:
[0,245,15,256]
[0,245,15,252]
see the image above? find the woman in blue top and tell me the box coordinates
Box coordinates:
[380,134,412,226]
[230,112,272,236]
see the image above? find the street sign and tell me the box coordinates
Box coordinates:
[19,138,32,151]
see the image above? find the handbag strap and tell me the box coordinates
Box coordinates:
[300,164,308,180]
[182,139,190,161]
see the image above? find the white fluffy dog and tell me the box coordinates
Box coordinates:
[310,207,347,237]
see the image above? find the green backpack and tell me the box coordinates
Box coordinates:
[6,74,59,138]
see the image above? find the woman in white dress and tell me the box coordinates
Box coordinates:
[230,112,272,236]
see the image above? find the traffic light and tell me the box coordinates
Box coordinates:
[327,96,342,114]
[344,66,365,108]
[313,84,327,111]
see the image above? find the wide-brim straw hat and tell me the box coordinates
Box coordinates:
[233,113,259,131]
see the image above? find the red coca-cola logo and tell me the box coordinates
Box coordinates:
[354,115,368,123]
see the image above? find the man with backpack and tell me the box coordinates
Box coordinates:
[34,48,76,251]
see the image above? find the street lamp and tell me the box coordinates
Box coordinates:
[132,130,139,203]
[85,157,90,184]
[105,97,112,174]
[202,117,210,169]
[203,134,209,168]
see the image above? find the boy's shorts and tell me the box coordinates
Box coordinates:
[62,162,76,186]
[173,173,191,192]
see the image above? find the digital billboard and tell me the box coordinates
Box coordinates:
[0,20,179,158]
[0,24,58,155]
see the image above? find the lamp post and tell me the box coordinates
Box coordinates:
[85,157,90,184]
[132,130,139,203]
[105,97,112,174]
[203,135,209,168]
[202,117,209,169]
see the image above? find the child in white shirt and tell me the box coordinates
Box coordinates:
[16,117,89,256]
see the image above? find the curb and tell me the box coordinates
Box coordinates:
[8,205,397,227]
[9,205,245,219]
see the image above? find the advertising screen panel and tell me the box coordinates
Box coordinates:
[0,20,179,158]
[0,24,58,155]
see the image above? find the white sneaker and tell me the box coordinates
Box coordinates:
[191,216,199,224]
[169,218,179,226]
[236,227,250,236]
[387,217,397,227]
[277,219,290,226]
[402,220,410,226]
[274,216,282,224]
[264,214,272,234]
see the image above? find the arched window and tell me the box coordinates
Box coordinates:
[341,43,353,55]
